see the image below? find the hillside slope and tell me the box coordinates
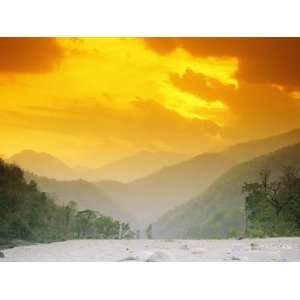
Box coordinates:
[77,151,188,182]
[98,153,235,226]
[154,143,300,239]
[25,173,129,222]
[99,129,300,227]
[223,128,300,162]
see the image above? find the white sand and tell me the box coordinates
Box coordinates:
[2,238,300,262]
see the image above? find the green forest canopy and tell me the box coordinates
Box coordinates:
[0,159,134,244]
[243,167,300,237]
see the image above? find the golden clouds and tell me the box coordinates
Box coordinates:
[145,38,300,90]
[171,69,300,140]
[1,38,234,120]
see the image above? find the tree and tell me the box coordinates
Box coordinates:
[75,210,98,238]
[242,167,300,237]
[123,223,135,239]
[146,224,152,239]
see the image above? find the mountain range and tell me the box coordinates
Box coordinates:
[9,150,188,182]
[97,128,300,227]
[73,151,188,182]
[6,128,300,230]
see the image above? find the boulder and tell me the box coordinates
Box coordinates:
[278,243,291,250]
[118,255,138,262]
[191,248,207,254]
[143,250,174,262]
[250,243,261,251]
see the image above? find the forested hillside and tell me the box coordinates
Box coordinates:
[0,159,134,247]
[153,143,300,239]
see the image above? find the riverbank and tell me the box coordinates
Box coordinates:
[0,239,38,251]
[1,237,300,261]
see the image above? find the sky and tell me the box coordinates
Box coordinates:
[0,37,300,167]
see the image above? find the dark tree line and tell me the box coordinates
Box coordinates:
[242,167,300,237]
[0,159,134,243]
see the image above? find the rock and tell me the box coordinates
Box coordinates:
[0,251,5,258]
[118,255,138,262]
[230,256,241,261]
[250,243,261,251]
[143,250,174,262]
[191,248,207,254]
[231,255,249,261]
[278,243,291,250]
[236,236,244,240]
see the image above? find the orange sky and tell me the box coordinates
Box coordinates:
[1,38,300,167]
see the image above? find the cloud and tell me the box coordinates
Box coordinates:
[0,98,222,158]
[145,38,300,90]
[130,99,221,147]
[170,69,300,140]
[0,38,64,73]
[170,69,236,102]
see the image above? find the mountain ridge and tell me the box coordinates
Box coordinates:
[98,128,300,227]
[7,128,300,229]
[8,150,188,182]
[24,172,130,223]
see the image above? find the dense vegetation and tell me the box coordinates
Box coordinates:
[0,159,134,247]
[243,167,300,237]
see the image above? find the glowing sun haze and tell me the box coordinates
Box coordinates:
[1,37,300,167]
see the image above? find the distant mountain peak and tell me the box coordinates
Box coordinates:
[10,149,67,163]
[8,149,74,181]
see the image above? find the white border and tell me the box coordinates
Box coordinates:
[0,262,299,300]
[1,1,300,299]
[0,0,300,36]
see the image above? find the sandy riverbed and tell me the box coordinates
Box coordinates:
[1,238,300,262]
